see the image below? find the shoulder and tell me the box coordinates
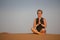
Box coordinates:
[43,18,46,22]
[34,18,38,21]
[42,17,46,21]
[34,18,38,20]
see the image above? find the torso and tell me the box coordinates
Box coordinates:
[36,17,44,25]
[36,17,45,32]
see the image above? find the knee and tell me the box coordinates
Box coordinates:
[43,30,46,33]
[31,28,36,33]
[41,29,46,33]
[31,28,34,31]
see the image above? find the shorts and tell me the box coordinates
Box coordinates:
[36,24,45,32]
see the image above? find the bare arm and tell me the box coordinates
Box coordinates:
[41,18,47,28]
[33,19,36,29]
[33,19,40,29]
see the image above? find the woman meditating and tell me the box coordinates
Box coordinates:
[31,9,47,34]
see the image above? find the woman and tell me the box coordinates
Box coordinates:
[31,9,47,34]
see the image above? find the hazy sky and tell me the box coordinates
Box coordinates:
[0,0,60,34]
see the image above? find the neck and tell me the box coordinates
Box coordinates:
[38,17,41,18]
[38,17,42,20]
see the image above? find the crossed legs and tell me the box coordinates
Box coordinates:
[31,28,46,34]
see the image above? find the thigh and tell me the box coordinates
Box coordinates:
[31,28,37,33]
[32,28,39,34]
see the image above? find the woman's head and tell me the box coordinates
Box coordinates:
[37,9,43,18]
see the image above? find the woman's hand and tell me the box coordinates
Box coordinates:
[38,17,41,24]
[36,24,39,27]
[41,18,47,28]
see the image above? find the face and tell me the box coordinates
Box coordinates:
[37,11,42,18]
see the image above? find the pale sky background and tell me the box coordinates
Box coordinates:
[0,0,60,34]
